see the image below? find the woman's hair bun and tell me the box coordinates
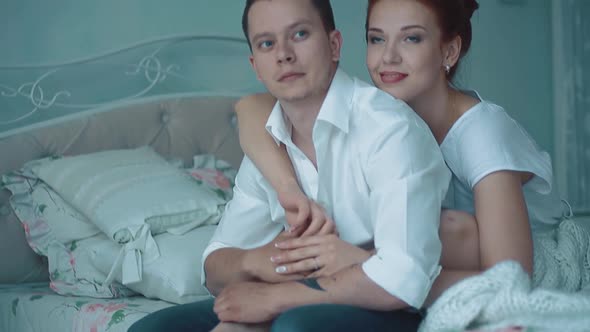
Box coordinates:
[463,0,479,19]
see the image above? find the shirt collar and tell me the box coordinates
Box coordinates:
[265,68,354,146]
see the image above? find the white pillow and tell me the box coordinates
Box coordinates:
[89,225,216,304]
[33,146,225,243]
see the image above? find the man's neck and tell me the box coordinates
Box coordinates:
[278,67,338,168]
[279,94,325,168]
[280,94,324,140]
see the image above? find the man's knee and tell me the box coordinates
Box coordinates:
[128,298,218,332]
[128,313,168,332]
[270,307,317,332]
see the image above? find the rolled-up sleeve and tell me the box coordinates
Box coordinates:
[361,113,451,308]
[200,157,284,287]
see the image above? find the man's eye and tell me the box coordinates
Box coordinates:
[259,40,274,49]
[294,30,308,39]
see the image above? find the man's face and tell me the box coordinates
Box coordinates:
[247,0,341,103]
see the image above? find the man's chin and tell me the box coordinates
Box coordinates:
[275,91,311,103]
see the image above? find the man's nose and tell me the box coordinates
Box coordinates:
[276,42,296,64]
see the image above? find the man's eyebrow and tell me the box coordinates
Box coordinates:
[251,19,314,44]
[251,32,273,45]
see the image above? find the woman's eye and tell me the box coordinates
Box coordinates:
[405,35,422,43]
[369,36,385,44]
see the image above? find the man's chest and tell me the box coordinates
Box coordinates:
[287,142,374,244]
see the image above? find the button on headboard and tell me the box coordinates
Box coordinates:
[0,95,243,175]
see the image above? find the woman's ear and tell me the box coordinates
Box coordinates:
[443,35,462,68]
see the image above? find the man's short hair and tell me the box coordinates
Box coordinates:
[242,0,336,51]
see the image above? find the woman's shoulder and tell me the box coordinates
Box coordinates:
[443,91,552,189]
[448,92,518,142]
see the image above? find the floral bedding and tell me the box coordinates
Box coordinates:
[0,283,178,332]
[0,283,528,332]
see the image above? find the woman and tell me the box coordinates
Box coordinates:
[235,0,567,304]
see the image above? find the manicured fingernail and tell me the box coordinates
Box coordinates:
[270,256,278,263]
[276,266,287,273]
[275,242,284,248]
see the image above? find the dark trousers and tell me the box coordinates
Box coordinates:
[128,298,423,332]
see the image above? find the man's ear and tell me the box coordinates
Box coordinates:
[249,55,262,81]
[328,30,343,62]
[443,35,462,68]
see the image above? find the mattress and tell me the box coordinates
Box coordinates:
[0,283,182,332]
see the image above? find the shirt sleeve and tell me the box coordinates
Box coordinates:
[200,157,285,287]
[450,104,553,193]
[360,103,451,308]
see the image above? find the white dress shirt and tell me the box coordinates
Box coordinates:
[202,69,451,308]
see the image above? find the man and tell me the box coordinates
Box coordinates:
[130,0,450,331]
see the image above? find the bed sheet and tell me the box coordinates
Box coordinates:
[0,282,180,332]
[0,283,529,332]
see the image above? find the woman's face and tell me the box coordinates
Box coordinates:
[366,0,447,105]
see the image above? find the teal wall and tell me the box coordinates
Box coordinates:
[0,0,554,157]
[463,0,554,158]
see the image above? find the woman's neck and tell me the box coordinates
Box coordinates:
[408,83,465,145]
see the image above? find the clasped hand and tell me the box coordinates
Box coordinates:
[214,188,373,324]
[272,188,372,278]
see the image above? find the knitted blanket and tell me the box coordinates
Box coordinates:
[420,218,590,332]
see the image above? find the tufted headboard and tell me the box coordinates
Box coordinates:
[0,35,262,283]
[0,95,247,283]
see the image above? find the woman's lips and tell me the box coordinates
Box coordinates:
[380,72,408,84]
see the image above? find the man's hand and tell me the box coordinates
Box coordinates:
[277,182,337,237]
[214,281,282,323]
[244,232,305,283]
[271,234,373,277]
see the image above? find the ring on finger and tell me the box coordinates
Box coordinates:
[313,257,320,270]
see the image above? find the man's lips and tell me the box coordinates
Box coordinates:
[278,72,305,82]
[380,72,408,84]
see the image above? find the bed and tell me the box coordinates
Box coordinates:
[0,35,262,331]
[1,33,589,332]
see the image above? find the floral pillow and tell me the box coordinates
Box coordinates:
[2,172,132,298]
[1,153,236,299]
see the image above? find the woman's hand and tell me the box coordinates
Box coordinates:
[271,234,372,277]
[277,182,337,237]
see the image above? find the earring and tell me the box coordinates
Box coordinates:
[444,64,451,74]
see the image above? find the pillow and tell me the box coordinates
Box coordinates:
[32,147,226,285]
[47,236,136,298]
[0,203,48,283]
[1,152,236,299]
[89,225,216,304]
[32,146,226,242]
[3,164,100,246]
[1,172,132,298]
